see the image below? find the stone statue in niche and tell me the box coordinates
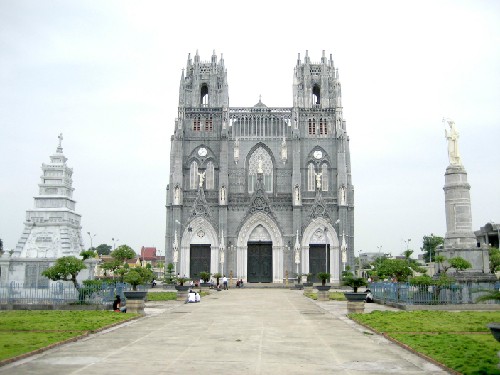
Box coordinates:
[295,249,301,264]
[281,137,287,163]
[233,138,239,164]
[198,171,205,188]
[294,185,300,204]
[174,185,180,204]
[315,172,322,189]
[341,248,347,263]
[339,185,346,205]
[220,185,226,203]
[257,156,263,174]
[444,118,462,165]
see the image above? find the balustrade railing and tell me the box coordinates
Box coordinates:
[0,282,146,305]
[369,281,499,305]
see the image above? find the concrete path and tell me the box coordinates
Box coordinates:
[1,289,447,374]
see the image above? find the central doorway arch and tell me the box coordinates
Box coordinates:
[236,212,284,283]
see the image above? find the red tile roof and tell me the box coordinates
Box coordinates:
[141,246,158,260]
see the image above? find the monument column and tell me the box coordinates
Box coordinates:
[440,119,492,276]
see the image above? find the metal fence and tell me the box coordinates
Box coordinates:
[0,282,146,305]
[369,281,500,305]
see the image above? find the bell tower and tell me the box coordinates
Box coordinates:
[179,50,228,109]
[293,50,341,109]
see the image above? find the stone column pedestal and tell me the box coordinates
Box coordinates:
[126,299,145,314]
[347,301,365,314]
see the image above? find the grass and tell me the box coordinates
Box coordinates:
[146,292,178,301]
[351,311,500,375]
[304,291,347,301]
[0,310,138,362]
[146,290,210,301]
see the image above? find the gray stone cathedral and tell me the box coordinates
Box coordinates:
[165,50,354,284]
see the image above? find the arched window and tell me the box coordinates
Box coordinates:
[190,161,198,189]
[308,118,316,135]
[308,163,315,191]
[321,163,328,191]
[248,147,273,193]
[201,84,209,107]
[205,115,213,131]
[193,116,201,131]
[319,118,327,135]
[312,84,320,105]
[205,161,214,190]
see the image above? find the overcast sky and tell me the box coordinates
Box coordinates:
[1,0,499,258]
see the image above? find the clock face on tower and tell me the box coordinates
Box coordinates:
[313,150,323,159]
[198,147,207,157]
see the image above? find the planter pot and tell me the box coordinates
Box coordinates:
[124,291,148,300]
[175,285,190,301]
[294,284,303,290]
[124,291,147,315]
[302,282,313,287]
[316,285,331,301]
[343,292,367,302]
[316,285,331,292]
[488,323,500,343]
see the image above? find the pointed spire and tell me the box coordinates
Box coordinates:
[341,230,347,252]
[294,230,300,250]
[219,230,225,250]
[173,230,179,250]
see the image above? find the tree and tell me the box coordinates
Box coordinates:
[0,238,3,254]
[373,258,423,282]
[80,249,96,260]
[435,255,471,273]
[123,267,153,291]
[95,244,112,256]
[402,249,414,263]
[42,256,87,290]
[421,235,444,263]
[449,257,472,271]
[111,245,136,263]
[489,247,500,273]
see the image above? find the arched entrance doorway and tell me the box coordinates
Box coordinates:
[301,218,340,284]
[247,225,272,283]
[179,217,219,279]
[236,212,284,283]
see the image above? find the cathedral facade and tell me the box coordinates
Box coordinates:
[165,51,354,284]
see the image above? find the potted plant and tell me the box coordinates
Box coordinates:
[199,271,211,288]
[294,273,303,290]
[175,276,190,289]
[316,272,331,288]
[342,276,367,302]
[123,267,153,314]
[212,272,222,290]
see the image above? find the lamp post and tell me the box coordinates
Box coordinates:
[112,237,119,250]
[87,232,96,250]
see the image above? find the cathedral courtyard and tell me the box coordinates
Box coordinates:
[0,289,451,375]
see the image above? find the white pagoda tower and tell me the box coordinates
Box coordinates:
[13,134,85,258]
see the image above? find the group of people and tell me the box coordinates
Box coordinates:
[186,289,201,303]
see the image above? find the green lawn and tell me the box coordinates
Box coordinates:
[304,291,347,301]
[0,310,138,362]
[351,311,500,375]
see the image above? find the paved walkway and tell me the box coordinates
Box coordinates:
[1,289,447,374]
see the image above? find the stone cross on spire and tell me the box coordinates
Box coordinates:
[57,133,63,153]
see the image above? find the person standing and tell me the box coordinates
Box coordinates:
[223,275,228,290]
